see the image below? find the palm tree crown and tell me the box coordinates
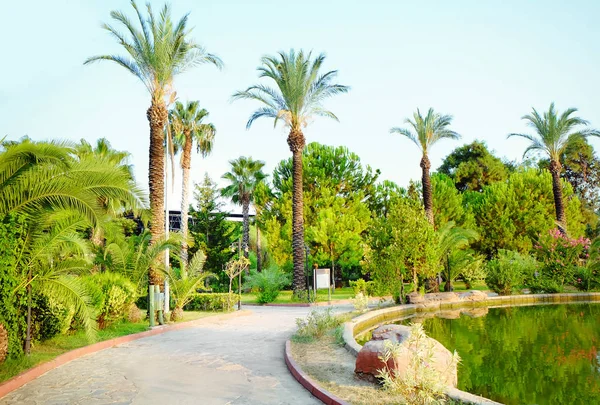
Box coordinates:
[390,108,460,154]
[508,102,599,162]
[232,49,349,133]
[85,1,223,103]
[221,157,267,204]
[169,101,216,157]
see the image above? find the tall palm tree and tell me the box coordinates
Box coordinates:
[168,101,216,268]
[85,1,222,285]
[509,103,599,234]
[391,108,460,226]
[221,157,267,263]
[233,50,349,295]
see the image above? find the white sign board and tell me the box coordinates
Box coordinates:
[315,268,331,290]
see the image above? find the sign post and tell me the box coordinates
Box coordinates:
[314,268,331,303]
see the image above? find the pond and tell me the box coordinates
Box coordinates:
[358,303,600,405]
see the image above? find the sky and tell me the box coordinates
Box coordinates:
[2,0,600,214]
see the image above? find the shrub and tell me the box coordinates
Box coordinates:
[352,292,369,312]
[377,323,460,405]
[30,295,74,341]
[294,309,342,342]
[83,272,137,329]
[532,229,590,291]
[485,250,537,295]
[574,267,600,291]
[350,279,378,297]
[184,293,240,312]
[244,266,290,304]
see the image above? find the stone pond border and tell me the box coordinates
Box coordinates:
[284,340,351,405]
[342,292,600,405]
[0,309,252,399]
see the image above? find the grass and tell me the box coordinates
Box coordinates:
[450,280,489,292]
[241,286,357,304]
[0,310,213,384]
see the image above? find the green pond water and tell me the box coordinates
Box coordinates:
[358,303,600,405]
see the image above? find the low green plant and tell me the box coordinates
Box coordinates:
[377,323,460,405]
[244,266,290,304]
[352,292,369,312]
[30,295,74,342]
[82,272,137,329]
[485,250,537,295]
[293,309,342,342]
[184,293,240,312]
[350,279,377,297]
[574,266,600,292]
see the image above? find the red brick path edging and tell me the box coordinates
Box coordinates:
[284,340,350,405]
[0,310,252,399]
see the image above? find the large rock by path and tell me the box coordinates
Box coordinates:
[355,324,458,387]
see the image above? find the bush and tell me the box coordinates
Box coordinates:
[352,292,369,312]
[574,267,600,292]
[184,293,240,312]
[533,229,590,290]
[30,295,74,341]
[485,250,537,295]
[294,309,342,342]
[83,272,137,329]
[350,279,378,297]
[244,267,290,304]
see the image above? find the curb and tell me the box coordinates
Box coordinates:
[0,309,252,399]
[284,340,350,405]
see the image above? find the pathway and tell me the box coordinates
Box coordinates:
[1,306,347,405]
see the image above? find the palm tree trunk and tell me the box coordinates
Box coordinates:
[256,226,262,272]
[420,154,434,226]
[147,100,168,286]
[288,129,306,296]
[550,159,567,234]
[242,195,250,262]
[180,132,193,270]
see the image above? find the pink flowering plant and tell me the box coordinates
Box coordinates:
[531,229,591,292]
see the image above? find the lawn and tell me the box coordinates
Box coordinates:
[241,281,490,305]
[241,287,356,304]
[0,310,212,384]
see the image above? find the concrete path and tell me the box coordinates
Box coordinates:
[1,306,346,405]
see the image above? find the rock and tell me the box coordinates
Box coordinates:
[355,324,458,387]
[406,292,425,304]
[459,290,488,302]
[426,292,461,302]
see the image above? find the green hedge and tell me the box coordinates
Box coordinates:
[0,214,26,361]
[184,293,240,312]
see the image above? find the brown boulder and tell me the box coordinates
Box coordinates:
[0,323,7,363]
[355,324,458,387]
[459,290,488,302]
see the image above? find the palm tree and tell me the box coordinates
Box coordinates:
[0,140,145,353]
[221,157,267,263]
[85,1,222,285]
[436,222,479,292]
[509,103,599,234]
[391,108,460,226]
[168,101,216,269]
[233,50,349,295]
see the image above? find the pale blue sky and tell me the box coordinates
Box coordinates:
[2,0,600,212]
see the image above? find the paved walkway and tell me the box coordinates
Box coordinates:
[1,306,345,405]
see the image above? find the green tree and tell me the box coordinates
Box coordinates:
[233,50,349,296]
[391,108,460,225]
[85,1,222,285]
[467,169,586,258]
[508,103,599,234]
[189,174,239,290]
[221,157,267,263]
[431,173,474,229]
[307,190,370,287]
[364,198,438,293]
[168,101,216,269]
[438,141,509,192]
